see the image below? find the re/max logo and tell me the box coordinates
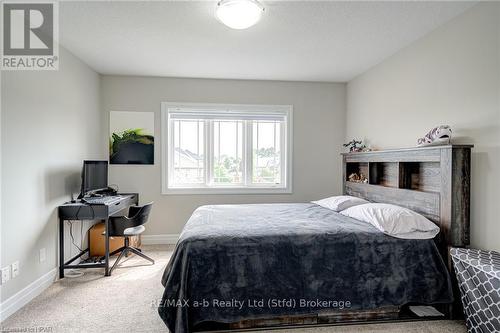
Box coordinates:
[157,299,190,308]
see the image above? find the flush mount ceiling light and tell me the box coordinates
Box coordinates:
[216,0,265,30]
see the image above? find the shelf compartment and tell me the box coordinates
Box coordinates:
[369,162,399,187]
[346,162,369,182]
[399,162,441,193]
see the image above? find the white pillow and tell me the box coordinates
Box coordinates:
[340,203,440,240]
[311,195,369,212]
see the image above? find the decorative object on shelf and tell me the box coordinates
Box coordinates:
[348,173,368,183]
[109,111,154,165]
[417,125,452,147]
[343,139,371,153]
[450,248,500,333]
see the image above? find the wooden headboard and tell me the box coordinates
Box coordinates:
[342,145,473,256]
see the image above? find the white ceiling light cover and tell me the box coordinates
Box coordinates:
[216,0,264,29]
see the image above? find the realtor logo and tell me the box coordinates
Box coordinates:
[1,1,59,70]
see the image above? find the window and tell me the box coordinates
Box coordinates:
[162,103,292,194]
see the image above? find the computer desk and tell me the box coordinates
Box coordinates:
[58,193,139,278]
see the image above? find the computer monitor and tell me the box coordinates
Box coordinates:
[80,160,108,197]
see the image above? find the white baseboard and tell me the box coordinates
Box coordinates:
[0,268,57,322]
[141,234,179,245]
[0,235,177,321]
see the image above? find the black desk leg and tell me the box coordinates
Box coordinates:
[59,218,64,279]
[104,218,110,276]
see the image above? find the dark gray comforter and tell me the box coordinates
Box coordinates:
[159,204,453,332]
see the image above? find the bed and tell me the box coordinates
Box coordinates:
[158,145,472,332]
[159,203,453,333]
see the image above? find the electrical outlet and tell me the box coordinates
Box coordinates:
[1,266,11,284]
[39,248,46,263]
[12,261,19,278]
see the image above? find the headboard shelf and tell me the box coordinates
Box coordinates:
[345,160,441,193]
[342,145,473,248]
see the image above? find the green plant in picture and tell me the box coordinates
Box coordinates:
[110,128,154,164]
[110,128,153,154]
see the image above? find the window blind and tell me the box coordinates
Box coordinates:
[168,109,286,121]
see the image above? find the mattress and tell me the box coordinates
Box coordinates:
[159,203,453,333]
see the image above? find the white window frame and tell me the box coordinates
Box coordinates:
[161,102,293,195]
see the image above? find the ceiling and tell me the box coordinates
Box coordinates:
[60,1,476,82]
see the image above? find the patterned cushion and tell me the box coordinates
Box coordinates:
[451,248,500,333]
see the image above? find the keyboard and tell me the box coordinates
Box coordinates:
[82,195,122,205]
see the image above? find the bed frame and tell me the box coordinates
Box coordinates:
[196,145,473,332]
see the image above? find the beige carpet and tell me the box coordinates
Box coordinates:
[2,245,467,333]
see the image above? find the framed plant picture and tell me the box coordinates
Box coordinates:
[109,111,154,165]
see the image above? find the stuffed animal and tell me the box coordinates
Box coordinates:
[417,125,452,147]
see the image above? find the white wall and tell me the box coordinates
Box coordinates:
[1,47,104,303]
[346,2,500,251]
[102,76,346,235]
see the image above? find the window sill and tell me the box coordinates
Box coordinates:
[162,186,292,195]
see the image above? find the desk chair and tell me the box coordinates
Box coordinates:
[107,202,154,274]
